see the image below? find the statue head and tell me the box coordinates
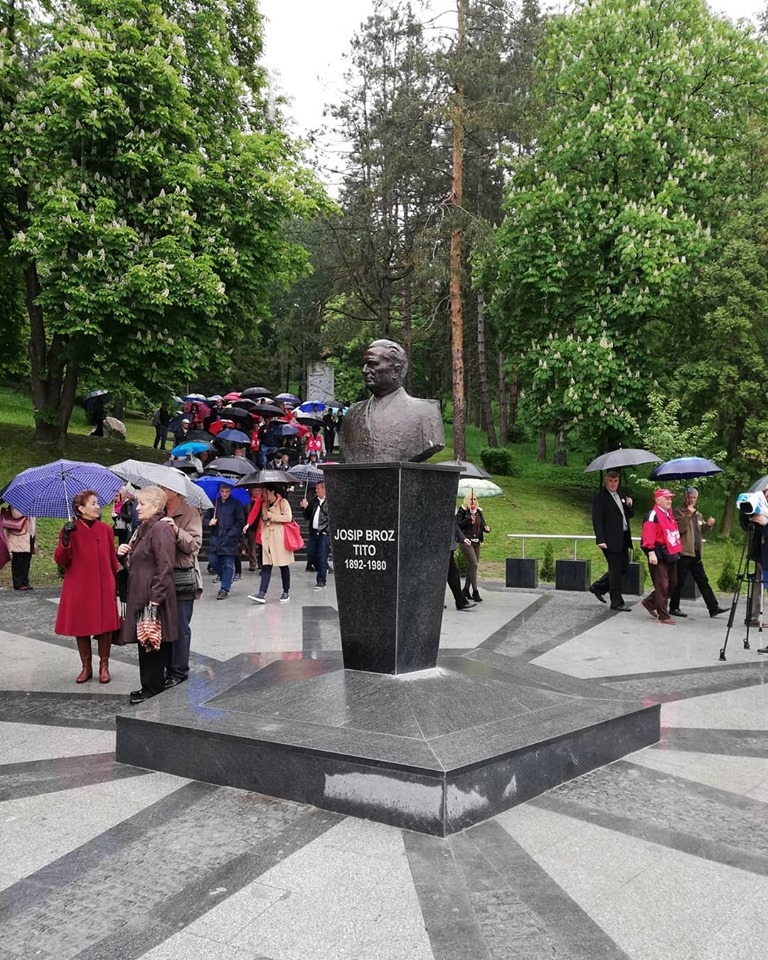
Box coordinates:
[363,339,407,398]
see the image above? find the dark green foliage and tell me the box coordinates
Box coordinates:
[717,542,738,593]
[480,447,515,476]
[540,541,555,581]
[506,425,529,444]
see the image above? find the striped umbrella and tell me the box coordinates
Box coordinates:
[4,459,124,520]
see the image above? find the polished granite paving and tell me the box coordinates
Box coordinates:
[2,571,768,957]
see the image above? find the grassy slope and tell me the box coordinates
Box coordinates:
[0,387,740,590]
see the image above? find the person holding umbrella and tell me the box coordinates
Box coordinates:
[301,480,329,589]
[204,482,244,600]
[456,492,491,602]
[248,485,294,603]
[54,490,120,683]
[589,470,634,612]
[669,487,728,619]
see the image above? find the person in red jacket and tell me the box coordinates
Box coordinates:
[54,490,120,683]
[640,488,682,625]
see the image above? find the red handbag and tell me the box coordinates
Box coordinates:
[283,520,304,551]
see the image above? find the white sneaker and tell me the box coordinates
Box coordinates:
[279,592,290,602]
[248,593,266,604]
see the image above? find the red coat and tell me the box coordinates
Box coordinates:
[54,519,120,636]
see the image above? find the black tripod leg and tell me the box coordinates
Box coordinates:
[720,536,750,661]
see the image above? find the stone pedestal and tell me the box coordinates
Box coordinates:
[679,575,701,601]
[555,559,591,591]
[322,462,460,674]
[506,558,538,589]
[621,562,644,596]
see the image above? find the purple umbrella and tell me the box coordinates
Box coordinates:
[216,429,251,444]
[3,459,124,520]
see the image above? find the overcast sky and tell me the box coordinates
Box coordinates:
[258,0,765,187]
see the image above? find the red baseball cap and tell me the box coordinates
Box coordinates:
[653,488,675,500]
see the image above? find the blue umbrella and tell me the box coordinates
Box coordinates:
[275,422,302,437]
[216,429,251,444]
[4,459,124,520]
[298,400,328,414]
[171,440,215,457]
[275,393,301,405]
[194,475,250,506]
[648,457,722,481]
[184,393,208,403]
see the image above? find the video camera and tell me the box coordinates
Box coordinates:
[737,491,768,516]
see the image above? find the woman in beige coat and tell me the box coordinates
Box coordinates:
[247,486,295,603]
[2,507,36,590]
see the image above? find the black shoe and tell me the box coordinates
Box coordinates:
[472,592,483,602]
[610,604,632,612]
[164,675,187,689]
[758,646,768,654]
[589,585,607,604]
[669,609,688,618]
[709,606,728,618]
[456,601,476,611]
[129,689,157,705]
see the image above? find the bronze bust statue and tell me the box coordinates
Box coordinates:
[338,339,445,463]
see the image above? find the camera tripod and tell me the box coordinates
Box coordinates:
[719,524,763,661]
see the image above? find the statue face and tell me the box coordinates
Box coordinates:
[363,346,401,397]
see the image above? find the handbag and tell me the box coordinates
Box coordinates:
[283,519,304,551]
[136,604,162,651]
[173,566,197,595]
[1,508,27,533]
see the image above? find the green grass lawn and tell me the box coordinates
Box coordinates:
[0,386,745,593]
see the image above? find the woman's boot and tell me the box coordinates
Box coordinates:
[75,637,93,683]
[97,633,112,684]
[472,590,483,602]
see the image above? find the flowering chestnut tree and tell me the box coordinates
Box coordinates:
[482,0,768,454]
[0,0,329,443]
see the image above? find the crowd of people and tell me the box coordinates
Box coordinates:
[588,472,741,633]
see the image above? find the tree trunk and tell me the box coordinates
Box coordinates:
[498,352,508,445]
[401,280,413,394]
[553,422,567,466]
[538,429,547,463]
[25,263,78,448]
[449,0,467,461]
[720,486,737,538]
[509,371,519,426]
[476,288,497,447]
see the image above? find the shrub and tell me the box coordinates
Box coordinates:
[455,547,468,577]
[506,424,528,444]
[480,447,517,476]
[540,542,555,581]
[717,541,738,593]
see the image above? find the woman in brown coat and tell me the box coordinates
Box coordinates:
[117,486,177,705]
[247,486,295,604]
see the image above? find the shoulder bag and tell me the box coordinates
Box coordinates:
[283,520,304,551]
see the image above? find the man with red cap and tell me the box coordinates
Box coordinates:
[640,489,682,624]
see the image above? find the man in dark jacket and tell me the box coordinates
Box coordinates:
[204,484,244,600]
[669,487,727,619]
[589,470,634,612]
[301,480,330,589]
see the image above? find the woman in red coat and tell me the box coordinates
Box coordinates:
[54,489,120,684]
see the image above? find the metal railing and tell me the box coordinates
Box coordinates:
[507,534,641,560]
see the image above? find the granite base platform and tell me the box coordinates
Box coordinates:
[116,652,659,836]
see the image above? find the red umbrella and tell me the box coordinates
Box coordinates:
[208,419,236,436]
[222,391,241,402]
[183,400,211,421]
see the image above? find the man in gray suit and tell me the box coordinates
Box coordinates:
[339,339,444,463]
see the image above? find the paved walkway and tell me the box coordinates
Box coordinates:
[2,569,768,959]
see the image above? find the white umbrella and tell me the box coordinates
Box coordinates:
[456,477,503,498]
[109,460,213,509]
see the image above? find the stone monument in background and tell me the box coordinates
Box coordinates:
[324,339,459,674]
[306,360,335,405]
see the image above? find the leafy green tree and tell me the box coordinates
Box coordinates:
[483,0,768,459]
[1,0,329,445]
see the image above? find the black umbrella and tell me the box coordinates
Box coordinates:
[185,429,214,442]
[205,457,253,477]
[82,389,111,408]
[236,469,292,487]
[438,459,490,479]
[230,397,258,411]
[295,413,323,426]
[584,448,661,473]
[272,447,301,464]
[241,386,273,399]
[221,406,253,423]
[249,403,284,418]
